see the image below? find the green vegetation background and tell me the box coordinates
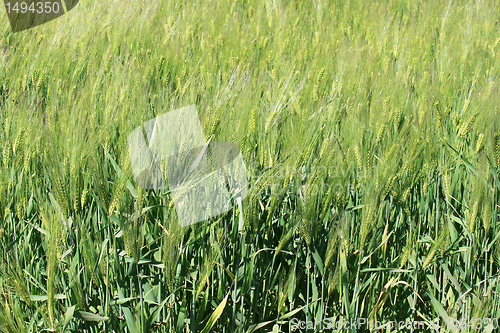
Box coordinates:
[0,0,500,332]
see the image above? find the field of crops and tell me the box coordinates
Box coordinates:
[1,0,500,332]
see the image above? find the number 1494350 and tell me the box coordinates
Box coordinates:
[5,2,60,14]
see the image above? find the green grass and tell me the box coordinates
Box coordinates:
[1,0,500,331]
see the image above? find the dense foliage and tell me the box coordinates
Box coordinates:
[1,0,500,331]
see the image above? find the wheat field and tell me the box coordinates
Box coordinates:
[0,0,500,332]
